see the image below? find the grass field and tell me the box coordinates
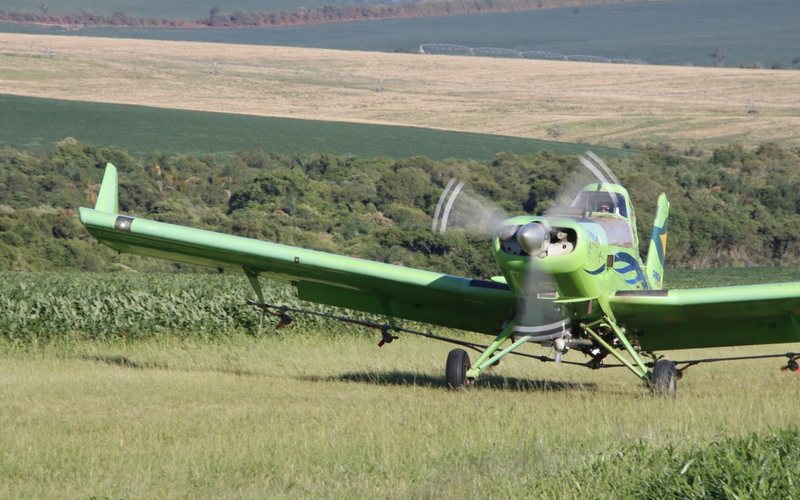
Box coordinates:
[3,0,799,68]
[1,331,798,496]
[1,33,799,150]
[1,269,798,496]
[0,94,622,159]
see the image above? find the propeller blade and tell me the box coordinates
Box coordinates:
[431,178,509,237]
[585,150,621,186]
[438,180,465,234]
[431,178,457,233]
[545,150,622,217]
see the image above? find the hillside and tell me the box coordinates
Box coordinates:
[1,33,798,149]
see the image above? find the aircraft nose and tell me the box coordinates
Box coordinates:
[516,222,551,256]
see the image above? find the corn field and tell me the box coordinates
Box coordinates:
[0,272,366,342]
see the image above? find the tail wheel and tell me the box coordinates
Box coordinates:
[446,348,471,390]
[650,358,677,398]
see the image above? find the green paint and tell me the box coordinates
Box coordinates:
[466,322,515,380]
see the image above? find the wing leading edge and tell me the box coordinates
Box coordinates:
[610,284,800,351]
[78,164,515,334]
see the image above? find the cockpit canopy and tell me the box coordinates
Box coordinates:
[548,184,637,248]
[570,190,628,217]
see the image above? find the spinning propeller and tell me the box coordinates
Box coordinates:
[431,152,622,355]
[431,179,509,236]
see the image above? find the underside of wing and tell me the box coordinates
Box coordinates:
[78,164,515,334]
[609,283,800,351]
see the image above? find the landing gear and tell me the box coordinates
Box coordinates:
[650,358,677,398]
[446,348,472,390]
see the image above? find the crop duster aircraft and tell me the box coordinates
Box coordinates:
[78,158,800,397]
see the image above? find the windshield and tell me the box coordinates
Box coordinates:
[569,191,628,217]
[591,217,635,247]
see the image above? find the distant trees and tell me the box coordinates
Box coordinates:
[0,9,188,27]
[193,0,642,28]
[1,141,800,273]
[709,48,728,67]
[0,0,670,29]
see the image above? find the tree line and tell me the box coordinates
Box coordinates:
[0,10,186,27]
[1,141,799,275]
[1,0,659,29]
[198,0,652,28]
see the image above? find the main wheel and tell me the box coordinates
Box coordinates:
[650,358,677,398]
[446,348,471,390]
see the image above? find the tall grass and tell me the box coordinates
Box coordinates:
[583,430,800,498]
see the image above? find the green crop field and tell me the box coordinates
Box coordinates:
[3,0,799,68]
[4,268,800,342]
[0,94,624,160]
[0,269,799,497]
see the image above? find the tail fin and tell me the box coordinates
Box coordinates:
[645,193,669,290]
[94,163,119,214]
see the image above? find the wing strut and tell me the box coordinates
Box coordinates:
[243,266,265,304]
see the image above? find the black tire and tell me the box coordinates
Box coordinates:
[446,348,471,390]
[650,359,677,398]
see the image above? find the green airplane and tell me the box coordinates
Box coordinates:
[78,162,800,397]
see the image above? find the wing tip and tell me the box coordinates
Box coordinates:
[94,163,119,214]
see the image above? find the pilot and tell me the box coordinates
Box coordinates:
[598,203,610,213]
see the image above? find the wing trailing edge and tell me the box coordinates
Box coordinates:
[610,282,800,350]
[77,164,515,334]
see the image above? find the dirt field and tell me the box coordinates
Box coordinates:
[1,33,798,148]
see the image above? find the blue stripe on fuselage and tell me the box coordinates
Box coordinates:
[584,253,649,289]
[586,264,605,275]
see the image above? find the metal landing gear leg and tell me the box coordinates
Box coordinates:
[582,317,676,398]
[445,322,533,390]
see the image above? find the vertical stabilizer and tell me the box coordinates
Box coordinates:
[94,163,119,214]
[645,194,669,290]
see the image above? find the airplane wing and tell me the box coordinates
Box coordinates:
[78,164,515,334]
[609,284,800,351]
